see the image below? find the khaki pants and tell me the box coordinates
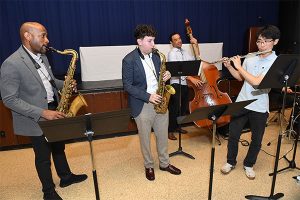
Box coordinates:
[135,103,169,168]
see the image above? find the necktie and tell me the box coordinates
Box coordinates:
[179,48,184,60]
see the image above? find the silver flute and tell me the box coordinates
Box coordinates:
[209,49,272,64]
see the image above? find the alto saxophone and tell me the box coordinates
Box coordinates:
[153,49,176,114]
[46,47,88,117]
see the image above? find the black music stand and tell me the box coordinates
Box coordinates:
[270,85,300,175]
[245,54,300,200]
[166,60,201,159]
[177,100,255,200]
[39,109,131,200]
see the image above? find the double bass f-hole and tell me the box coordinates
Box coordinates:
[211,85,222,98]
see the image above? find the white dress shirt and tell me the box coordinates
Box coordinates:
[24,46,54,103]
[167,47,195,85]
[141,53,158,94]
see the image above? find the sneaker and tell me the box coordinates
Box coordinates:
[220,163,235,174]
[244,166,255,180]
[293,175,300,185]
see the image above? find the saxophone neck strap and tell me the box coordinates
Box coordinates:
[22,45,57,89]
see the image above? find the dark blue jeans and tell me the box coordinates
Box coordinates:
[227,108,269,167]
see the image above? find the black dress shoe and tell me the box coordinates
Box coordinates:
[293,175,300,181]
[43,190,63,200]
[145,167,155,181]
[59,173,88,188]
[176,128,187,134]
[159,164,181,175]
[168,132,177,140]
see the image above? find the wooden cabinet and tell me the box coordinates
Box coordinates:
[1,79,241,148]
[0,90,137,148]
[78,92,123,114]
[0,101,17,147]
[120,91,137,131]
[0,101,32,148]
[77,91,137,132]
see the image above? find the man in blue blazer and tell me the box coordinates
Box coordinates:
[122,24,181,181]
[0,22,87,200]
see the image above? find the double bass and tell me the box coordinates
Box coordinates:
[185,19,232,128]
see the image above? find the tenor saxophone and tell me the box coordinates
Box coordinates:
[153,49,176,114]
[46,46,88,117]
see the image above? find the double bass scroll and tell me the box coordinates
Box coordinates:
[185,19,201,60]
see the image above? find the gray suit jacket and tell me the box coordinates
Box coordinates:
[0,46,64,136]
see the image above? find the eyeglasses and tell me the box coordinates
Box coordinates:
[256,39,274,45]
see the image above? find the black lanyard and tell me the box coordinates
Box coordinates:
[137,47,158,81]
[22,46,57,89]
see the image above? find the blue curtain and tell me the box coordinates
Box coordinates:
[0,0,279,80]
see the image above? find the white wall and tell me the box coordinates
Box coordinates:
[80,43,223,81]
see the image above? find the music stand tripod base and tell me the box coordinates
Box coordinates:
[245,193,284,200]
[169,134,195,160]
[39,109,131,200]
[166,60,200,160]
[177,100,254,200]
[246,54,300,200]
[269,116,300,176]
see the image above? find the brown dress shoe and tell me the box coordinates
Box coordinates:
[159,164,181,175]
[145,167,155,181]
[176,128,188,134]
[168,132,177,140]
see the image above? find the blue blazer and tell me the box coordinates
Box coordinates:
[122,48,161,118]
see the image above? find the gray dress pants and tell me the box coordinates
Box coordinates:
[135,103,169,168]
